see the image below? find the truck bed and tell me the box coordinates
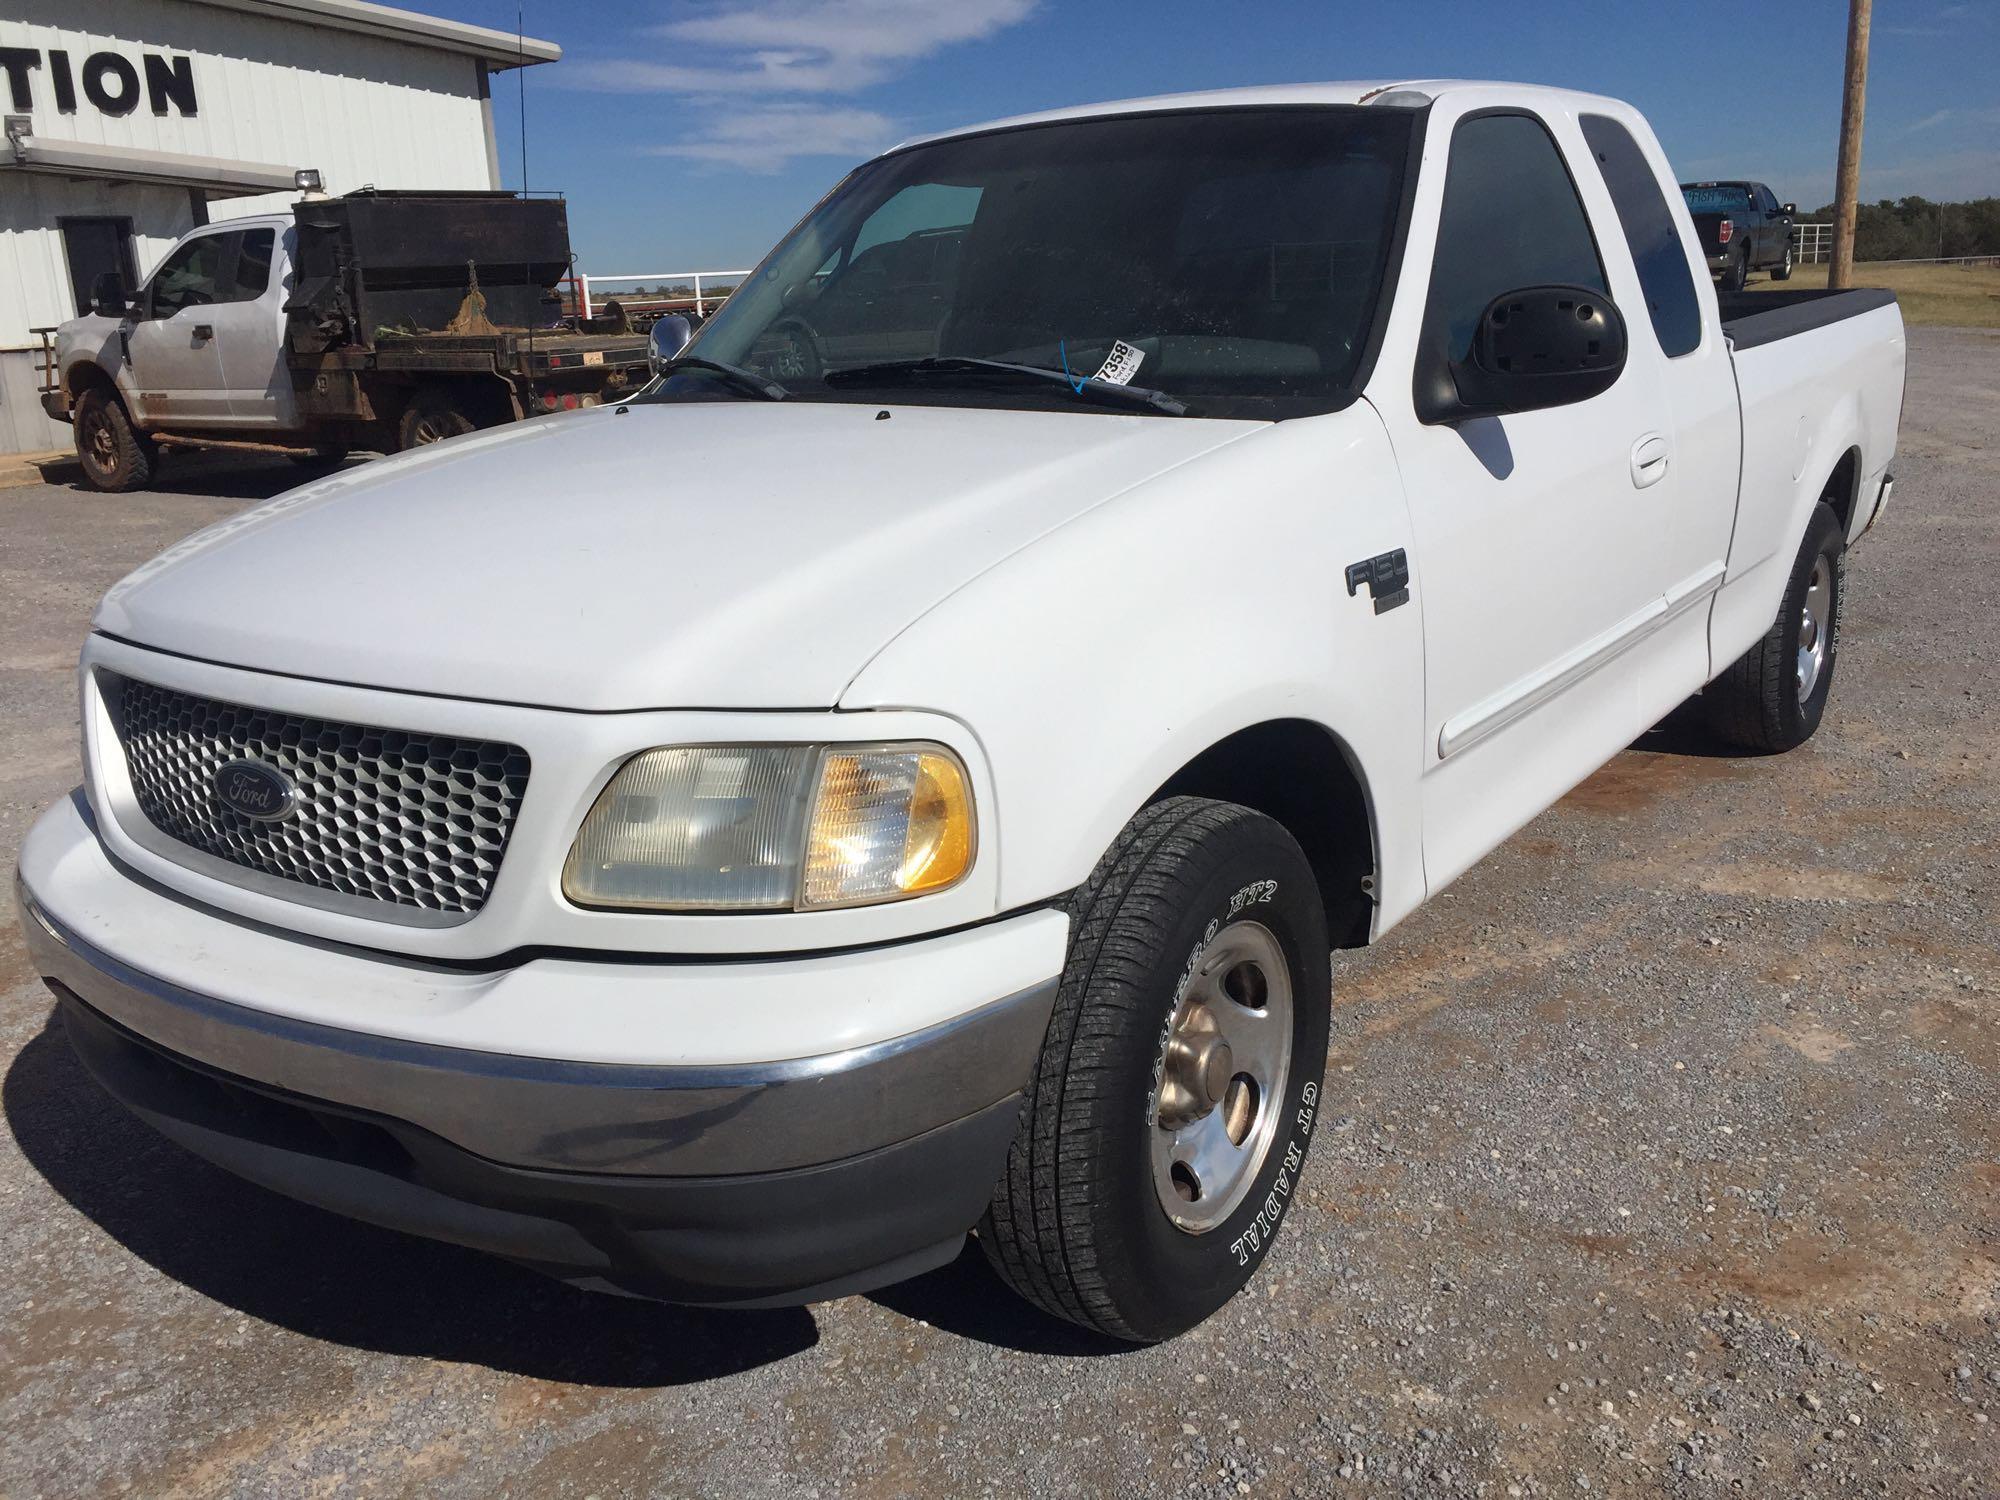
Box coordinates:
[1716,287,1898,350]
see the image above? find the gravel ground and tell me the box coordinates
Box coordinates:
[2,329,1995,1499]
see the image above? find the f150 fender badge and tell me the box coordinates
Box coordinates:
[214,759,299,822]
[1345,549,1411,614]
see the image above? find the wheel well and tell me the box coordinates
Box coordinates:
[66,363,118,401]
[1821,446,1863,533]
[1152,719,1376,948]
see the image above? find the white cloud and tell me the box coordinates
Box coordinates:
[640,105,896,171]
[568,0,1037,95]
[571,0,1037,171]
[1902,105,2000,135]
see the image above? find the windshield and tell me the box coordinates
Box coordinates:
[667,106,1418,420]
[1681,185,1754,213]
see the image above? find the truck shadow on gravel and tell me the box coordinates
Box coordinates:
[3,1014,817,1387]
[47,453,367,502]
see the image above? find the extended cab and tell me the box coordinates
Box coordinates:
[1681,179,1799,289]
[41,190,652,491]
[16,83,1903,1342]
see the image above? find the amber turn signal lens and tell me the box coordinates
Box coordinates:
[801,745,974,908]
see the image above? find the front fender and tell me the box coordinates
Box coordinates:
[842,403,1428,936]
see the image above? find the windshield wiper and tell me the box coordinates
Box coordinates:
[653,356,790,401]
[825,356,1188,416]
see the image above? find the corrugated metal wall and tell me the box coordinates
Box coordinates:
[2,0,501,451]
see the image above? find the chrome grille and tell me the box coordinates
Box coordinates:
[105,675,531,919]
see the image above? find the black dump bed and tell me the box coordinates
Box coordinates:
[1716,287,1898,350]
[287,191,574,351]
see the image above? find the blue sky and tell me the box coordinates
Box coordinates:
[423,0,2000,275]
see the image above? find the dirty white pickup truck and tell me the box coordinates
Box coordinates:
[16,81,1903,1341]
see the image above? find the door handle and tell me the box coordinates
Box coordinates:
[192,324,214,341]
[1630,433,1669,489]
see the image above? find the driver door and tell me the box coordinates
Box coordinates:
[126,230,231,425]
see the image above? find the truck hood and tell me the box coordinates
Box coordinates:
[96,401,1260,710]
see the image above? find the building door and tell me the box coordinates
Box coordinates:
[59,218,138,316]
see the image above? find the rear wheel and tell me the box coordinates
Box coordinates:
[1720,244,1749,292]
[978,797,1331,1342]
[396,390,478,451]
[73,388,154,493]
[1703,501,1845,753]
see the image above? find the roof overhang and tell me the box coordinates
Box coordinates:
[4,134,297,196]
[179,0,560,70]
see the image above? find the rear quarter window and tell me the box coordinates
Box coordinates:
[1582,116,1702,358]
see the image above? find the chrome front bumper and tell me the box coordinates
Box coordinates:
[17,876,1055,1178]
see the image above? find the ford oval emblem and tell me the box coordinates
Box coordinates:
[214,758,299,822]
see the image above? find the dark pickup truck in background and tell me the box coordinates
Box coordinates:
[1681,181,1797,290]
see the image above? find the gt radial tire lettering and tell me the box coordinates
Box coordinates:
[1231,1080,1317,1265]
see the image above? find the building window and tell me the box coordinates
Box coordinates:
[59,217,139,316]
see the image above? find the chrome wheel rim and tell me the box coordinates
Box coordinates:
[1797,555,1832,702]
[1149,920,1293,1234]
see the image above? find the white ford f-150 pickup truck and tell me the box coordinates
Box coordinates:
[16,81,1903,1342]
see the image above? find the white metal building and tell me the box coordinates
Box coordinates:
[0,0,558,455]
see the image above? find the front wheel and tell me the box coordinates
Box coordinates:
[1772,241,1795,281]
[979,797,1331,1342]
[1703,501,1845,753]
[73,388,155,492]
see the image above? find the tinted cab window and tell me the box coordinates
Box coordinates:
[148,234,228,317]
[1422,113,1607,364]
[228,229,275,301]
[1580,114,1701,357]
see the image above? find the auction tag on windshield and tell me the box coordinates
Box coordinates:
[1092,340,1146,386]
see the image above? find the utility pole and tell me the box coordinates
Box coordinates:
[1830,0,1872,288]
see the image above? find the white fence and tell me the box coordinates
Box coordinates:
[575,270,751,321]
[1792,222,1832,263]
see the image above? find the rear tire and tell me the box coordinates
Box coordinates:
[978,797,1331,1343]
[396,390,478,451]
[1720,245,1749,292]
[73,388,154,493]
[1703,501,1845,753]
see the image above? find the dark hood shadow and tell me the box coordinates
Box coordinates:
[44,451,366,502]
[4,1013,816,1387]
[866,1240,1135,1357]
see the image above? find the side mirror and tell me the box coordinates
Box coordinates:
[648,314,692,375]
[1420,285,1626,423]
[1780,203,1797,216]
[90,271,133,320]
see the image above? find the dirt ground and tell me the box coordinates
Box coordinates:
[1,329,1995,1499]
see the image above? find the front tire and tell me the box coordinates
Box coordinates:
[979,797,1331,1342]
[73,388,154,493]
[1772,241,1795,281]
[1703,501,1845,753]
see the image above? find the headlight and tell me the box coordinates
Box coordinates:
[562,742,974,912]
